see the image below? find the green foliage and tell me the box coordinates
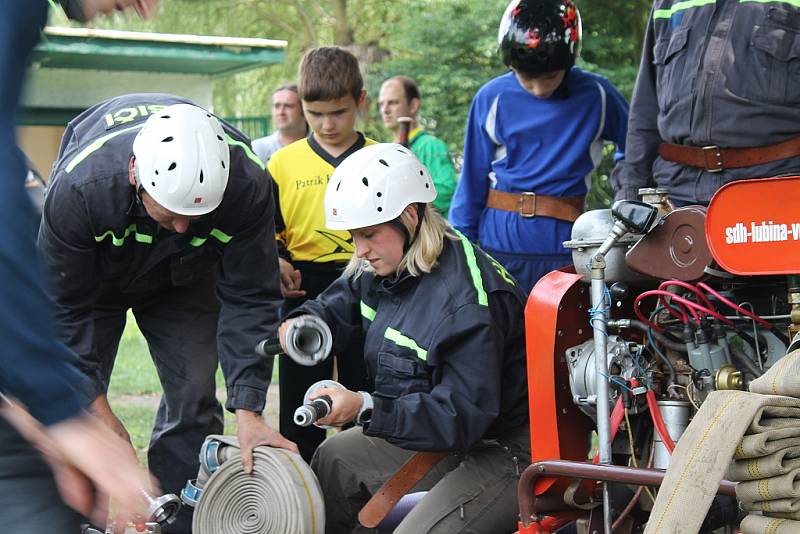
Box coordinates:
[108,313,160,396]
[108,313,274,463]
[365,0,644,205]
[49,0,649,204]
[366,0,508,153]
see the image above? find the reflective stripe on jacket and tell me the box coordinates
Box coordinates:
[38,93,282,412]
[292,234,529,451]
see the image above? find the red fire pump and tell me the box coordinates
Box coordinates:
[515,177,800,533]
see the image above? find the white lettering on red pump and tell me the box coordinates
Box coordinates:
[724,221,800,244]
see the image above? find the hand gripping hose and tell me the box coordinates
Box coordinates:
[184,435,325,534]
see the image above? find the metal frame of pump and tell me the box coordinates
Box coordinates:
[515,179,800,534]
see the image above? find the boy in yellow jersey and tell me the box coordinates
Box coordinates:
[268,46,374,461]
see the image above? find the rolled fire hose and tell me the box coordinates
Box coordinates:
[644,349,800,534]
[183,435,325,534]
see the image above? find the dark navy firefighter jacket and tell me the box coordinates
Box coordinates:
[611,0,800,206]
[292,232,529,451]
[38,93,282,413]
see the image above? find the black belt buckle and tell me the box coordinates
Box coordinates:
[702,145,723,173]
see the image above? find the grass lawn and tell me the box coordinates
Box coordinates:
[107,312,280,464]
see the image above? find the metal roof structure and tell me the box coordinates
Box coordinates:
[33,26,287,77]
[22,27,286,126]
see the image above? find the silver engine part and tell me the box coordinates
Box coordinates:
[652,400,691,469]
[563,209,648,283]
[566,336,642,420]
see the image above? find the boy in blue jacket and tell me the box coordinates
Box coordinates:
[450,0,629,293]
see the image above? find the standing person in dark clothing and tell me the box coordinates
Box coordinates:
[0,2,158,534]
[269,46,372,462]
[612,0,800,206]
[281,144,530,534]
[39,93,296,534]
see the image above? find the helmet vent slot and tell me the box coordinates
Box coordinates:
[221,160,226,169]
[379,159,389,167]
[151,182,156,187]
[217,135,223,141]
[199,171,204,184]
[160,115,171,119]
[362,177,369,186]
[161,136,174,143]
[336,181,342,191]
[377,207,383,212]
[168,162,177,171]
[376,192,382,198]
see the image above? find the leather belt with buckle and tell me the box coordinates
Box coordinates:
[658,136,800,173]
[486,189,584,222]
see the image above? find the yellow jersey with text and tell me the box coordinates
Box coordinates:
[268,133,376,263]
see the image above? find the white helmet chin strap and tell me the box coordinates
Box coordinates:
[130,156,146,202]
[390,203,426,253]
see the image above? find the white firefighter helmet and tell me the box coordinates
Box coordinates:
[325,143,437,231]
[133,103,230,216]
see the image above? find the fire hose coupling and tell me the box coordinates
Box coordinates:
[145,491,181,525]
[254,314,333,366]
[181,479,203,508]
[80,491,180,534]
[199,437,222,478]
[81,523,163,534]
[182,436,239,508]
[294,380,345,428]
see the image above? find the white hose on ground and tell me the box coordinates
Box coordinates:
[191,435,325,534]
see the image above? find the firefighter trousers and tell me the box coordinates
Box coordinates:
[312,424,530,534]
[91,273,223,534]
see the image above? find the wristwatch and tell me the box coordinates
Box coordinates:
[355,391,373,426]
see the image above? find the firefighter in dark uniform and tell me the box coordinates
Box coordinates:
[38,93,296,534]
[612,0,800,206]
[279,143,530,534]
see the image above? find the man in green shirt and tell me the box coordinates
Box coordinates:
[379,75,457,215]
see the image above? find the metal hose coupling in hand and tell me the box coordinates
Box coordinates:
[294,395,332,427]
[80,490,180,534]
[254,314,333,366]
[294,380,345,429]
[144,489,181,525]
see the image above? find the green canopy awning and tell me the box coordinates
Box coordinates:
[33,26,286,77]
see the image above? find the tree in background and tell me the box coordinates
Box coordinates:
[48,0,650,206]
